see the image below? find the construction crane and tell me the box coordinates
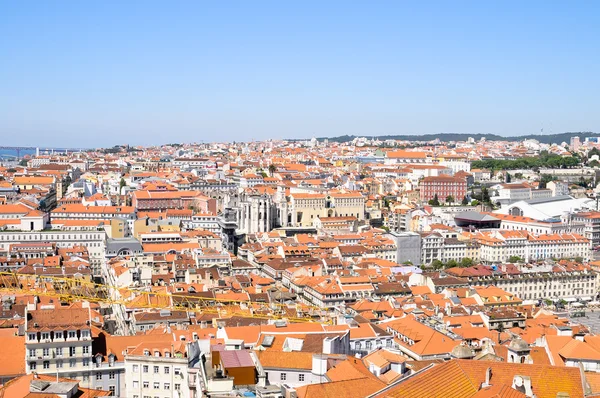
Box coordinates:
[0,272,332,325]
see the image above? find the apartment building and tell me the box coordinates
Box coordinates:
[470,230,591,263]
[446,263,599,301]
[132,190,213,213]
[494,213,583,235]
[547,180,570,197]
[256,351,329,387]
[384,150,429,164]
[0,202,48,231]
[572,211,600,248]
[420,232,444,265]
[301,277,347,309]
[25,307,93,381]
[0,227,106,275]
[438,154,471,174]
[50,204,136,220]
[494,183,553,206]
[182,213,220,233]
[440,238,480,263]
[419,175,467,202]
[172,157,217,171]
[124,340,196,398]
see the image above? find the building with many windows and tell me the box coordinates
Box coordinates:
[288,192,365,227]
[124,340,198,398]
[419,175,467,203]
[25,307,93,382]
[0,227,107,276]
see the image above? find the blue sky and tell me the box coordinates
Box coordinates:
[1,1,599,147]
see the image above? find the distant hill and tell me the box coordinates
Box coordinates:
[315,132,595,145]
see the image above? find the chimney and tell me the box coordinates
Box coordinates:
[312,354,328,376]
[481,367,492,388]
[512,375,534,397]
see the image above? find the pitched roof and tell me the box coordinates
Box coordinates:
[297,377,385,398]
[256,351,313,370]
[0,335,26,376]
[375,359,585,398]
[374,360,477,397]
[220,350,255,368]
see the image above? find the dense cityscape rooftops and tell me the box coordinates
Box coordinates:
[2,135,600,396]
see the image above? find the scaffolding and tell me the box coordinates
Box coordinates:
[0,272,330,325]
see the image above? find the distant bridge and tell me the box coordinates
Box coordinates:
[0,146,92,158]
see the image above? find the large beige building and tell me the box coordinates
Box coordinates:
[289,192,365,227]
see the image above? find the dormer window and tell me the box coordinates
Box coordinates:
[154,351,160,357]
[143,349,150,356]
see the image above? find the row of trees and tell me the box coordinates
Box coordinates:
[430,255,584,269]
[428,194,470,206]
[471,151,580,171]
[431,258,475,269]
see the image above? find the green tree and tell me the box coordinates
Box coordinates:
[461,196,469,206]
[505,172,512,183]
[119,178,127,191]
[19,159,28,166]
[471,199,479,206]
[508,255,523,263]
[574,256,584,263]
[589,160,600,168]
[446,195,455,204]
[460,257,474,267]
[268,164,277,175]
[431,259,444,269]
[590,147,600,157]
[514,173,524,179]
[539,174,554,189]
[471,152,582,171]
[481,187,490,203]
[428,194,440,206]
[446,259,458,268]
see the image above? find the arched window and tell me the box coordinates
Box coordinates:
[509,207,523,217]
